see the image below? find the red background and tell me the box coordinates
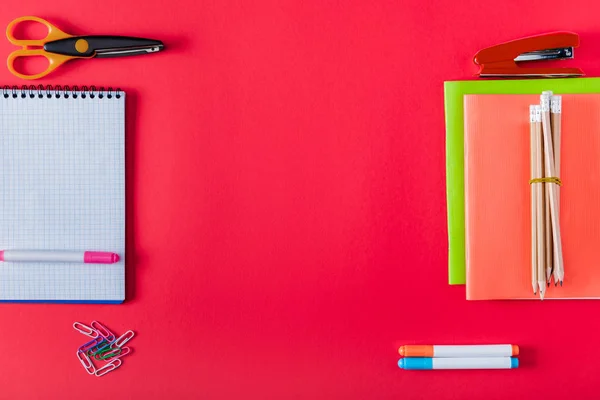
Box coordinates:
[1,0,600,399]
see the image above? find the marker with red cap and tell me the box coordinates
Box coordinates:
[0,250,120,264]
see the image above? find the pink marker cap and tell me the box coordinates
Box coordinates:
[84,252,120,264]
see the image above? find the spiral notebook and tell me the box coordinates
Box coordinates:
[0,86,125,303]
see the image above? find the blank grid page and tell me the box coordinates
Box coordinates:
[0,91,125,302]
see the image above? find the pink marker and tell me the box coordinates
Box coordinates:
[0,250,119,264]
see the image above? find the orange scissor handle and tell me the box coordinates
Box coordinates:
[6,16,75,80]
[7,49,73,80]
[6,16,73,46]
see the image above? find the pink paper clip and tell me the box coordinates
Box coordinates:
[78,336,104,353]
[77,351,96,375]
[103,346,132,362]
[112,330,135,348]
[73,322,99,338]
[90,321,115,341]
[95,359,122,377]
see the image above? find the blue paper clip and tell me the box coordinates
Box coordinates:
[88,339,116,357]
[87,339,106,355]
[96,339,113,352]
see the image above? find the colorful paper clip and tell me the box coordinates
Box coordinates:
[78,336,104,353]
[95,359,122,377]
[77,351,96,375]
[97,347,121,360]
[73,322,99,338]
[75,321,134,377]
[93,346,116,360]
[95,339,113,353]
[91,320,116,341]
[112,330,135,348]
[103,346,131,362]
[473,32,584,78]
[86,339,109,356]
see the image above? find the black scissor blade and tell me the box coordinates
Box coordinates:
[95,39,164,58]
[44,36,164,58]
[95,44,163,57]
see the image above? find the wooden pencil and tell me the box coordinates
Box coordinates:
[530,105,538,295]
[551,95,563,285]
[535,104,546,300]
[542,92,553,285]
[542,141,553,290]
[540,94,564,291]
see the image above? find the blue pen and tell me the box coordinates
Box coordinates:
[398,357,518,370]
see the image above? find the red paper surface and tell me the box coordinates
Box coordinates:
[1,0,600,399]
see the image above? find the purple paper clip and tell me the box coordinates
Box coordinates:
[73,322,99,338]
[76,351,96,375]
[95,359,122,377]
[90,321,116,341]
[78,336,104,353]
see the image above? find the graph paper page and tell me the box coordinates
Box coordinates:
[0,91,125,302]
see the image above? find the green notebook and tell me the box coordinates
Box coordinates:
[444,77,600,285]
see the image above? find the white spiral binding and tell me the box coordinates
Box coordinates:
[1,85,123,99]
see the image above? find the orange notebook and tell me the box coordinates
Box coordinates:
[464,94,600,300]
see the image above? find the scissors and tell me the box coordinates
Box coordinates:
[6,16,164,80]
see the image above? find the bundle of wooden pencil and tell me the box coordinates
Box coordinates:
[529,91,563,300]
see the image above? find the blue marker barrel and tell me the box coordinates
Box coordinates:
[398,357,518,370]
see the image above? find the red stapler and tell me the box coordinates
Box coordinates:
[474,32,584,77]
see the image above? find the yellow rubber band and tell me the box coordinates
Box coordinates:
[529,177,562,186]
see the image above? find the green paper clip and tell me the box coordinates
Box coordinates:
[99,347,122,360]
[93,346,115,360]
[89,339,113,356]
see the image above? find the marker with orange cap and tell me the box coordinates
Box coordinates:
[398,344,519,358]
